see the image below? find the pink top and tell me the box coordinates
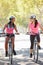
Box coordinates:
[29,22,40,35]
[6,27,14,34]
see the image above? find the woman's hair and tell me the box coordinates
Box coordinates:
[34,19,38,28]
[8,21,15,27]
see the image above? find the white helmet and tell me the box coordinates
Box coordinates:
[9,16,15,20]
[30,15,36,19]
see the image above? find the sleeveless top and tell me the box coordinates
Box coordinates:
[29,22,40,35]
[6,22,15,34]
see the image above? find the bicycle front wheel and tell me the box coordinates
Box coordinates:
[36,45,39,63]
[9,55,13,65]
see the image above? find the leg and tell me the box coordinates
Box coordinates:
[11,37,16,55]
[30,35,35,58]
[37,34,41,49]
[5,37,9,56]
[11,37,15,50]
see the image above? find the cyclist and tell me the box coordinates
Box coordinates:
[28,15,43,58]
[3,16,19,57]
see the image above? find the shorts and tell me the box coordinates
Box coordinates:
[6,34,15,37]
[30,34,40,49]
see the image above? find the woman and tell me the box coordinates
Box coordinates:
[28,15,43,58]
[3,16,19,57]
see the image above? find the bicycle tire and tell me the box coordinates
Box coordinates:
[33,42,36,60]
[9,54,13,65]
[9,42,13,65]
[36,45,39,63]
[33,43,39,63]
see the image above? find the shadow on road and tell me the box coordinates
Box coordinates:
[0,48,43,65]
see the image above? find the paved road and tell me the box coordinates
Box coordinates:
[0,34,43,65]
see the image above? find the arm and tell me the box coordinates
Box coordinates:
[28,23,30,33]
[14,24,19,34]
[26,23,30,35]
[39,24,43,31]
[38,22,43,31]
[3,24,7,32]
[14,25,18,32]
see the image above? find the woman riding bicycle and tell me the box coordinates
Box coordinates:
[3,16,19,57]
[28,15,43,58]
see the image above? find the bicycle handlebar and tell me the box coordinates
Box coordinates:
[0,33,20,37]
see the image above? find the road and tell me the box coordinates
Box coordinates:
[0,34,43,65]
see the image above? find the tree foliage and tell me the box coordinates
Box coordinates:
[0,0,43,27]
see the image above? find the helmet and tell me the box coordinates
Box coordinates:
[9,16,15,20]
[30,15,36,19]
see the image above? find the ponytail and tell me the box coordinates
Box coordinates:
[34,20,38,28]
